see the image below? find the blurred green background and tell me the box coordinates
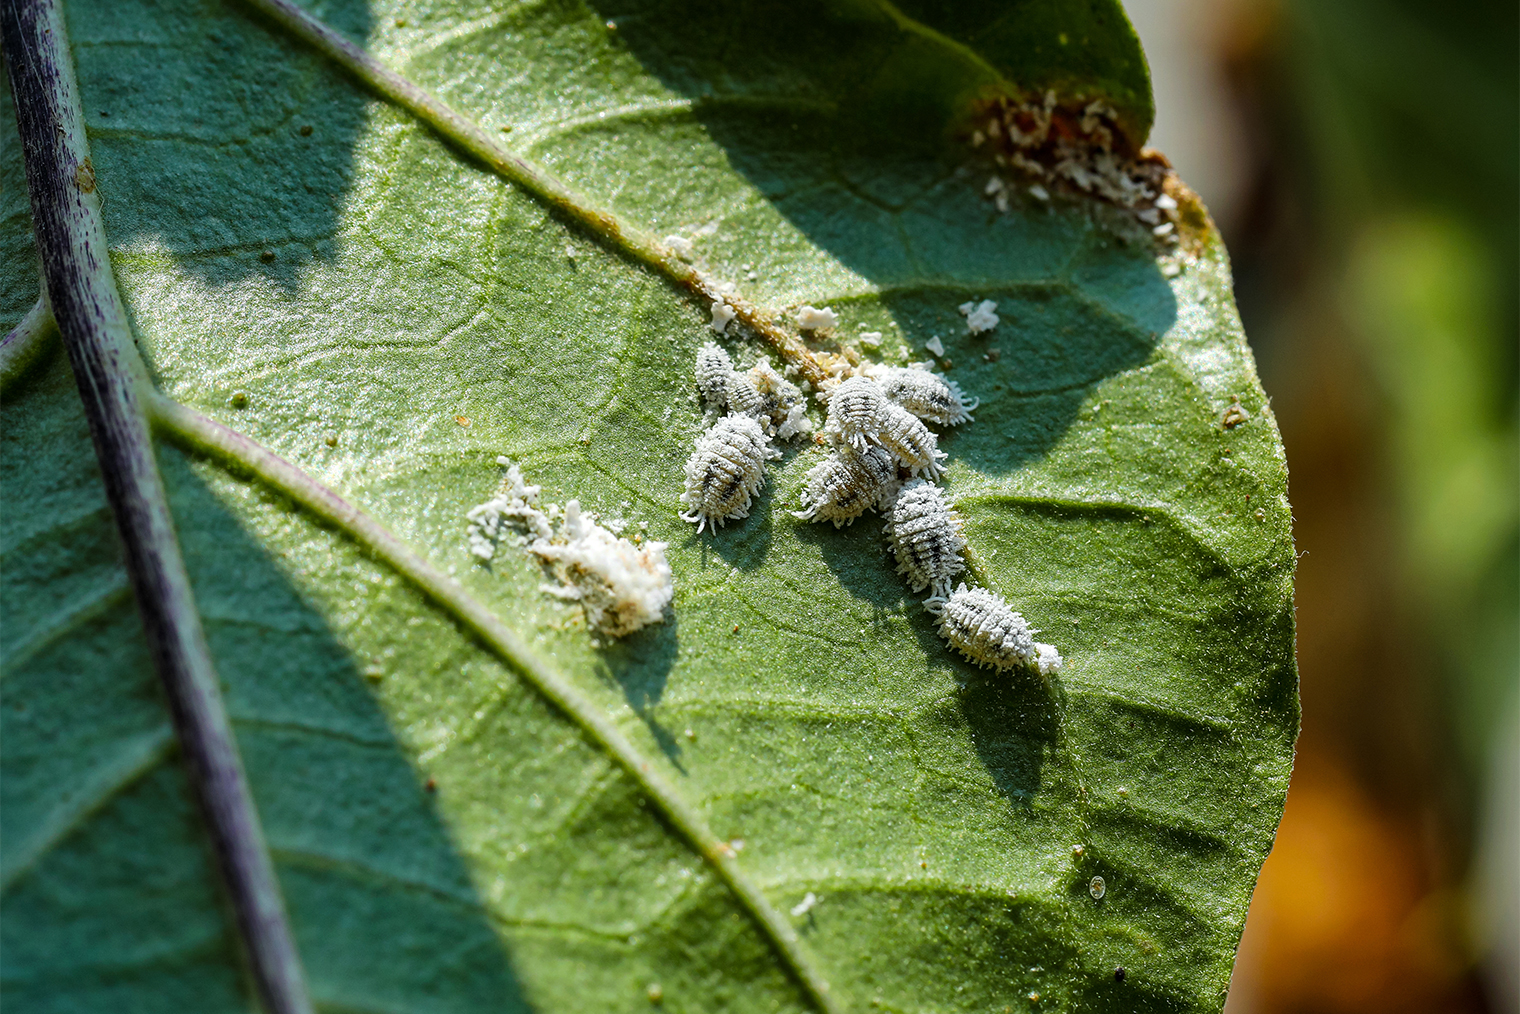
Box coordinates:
[1123,0,1517,1010]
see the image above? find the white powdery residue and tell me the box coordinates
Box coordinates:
[1034,643,1063,675]
[710,299,736,333]
[796,305,838,330]
[530,499,673,638]
[468,461,672,638]
[959,299,999,334]
[925,335,945,357]
[790,892,819,918]
[664,235,695,260]
[465,459,550,560]
[858,331,882,347]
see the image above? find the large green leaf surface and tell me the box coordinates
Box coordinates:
[0,0,1297,1011]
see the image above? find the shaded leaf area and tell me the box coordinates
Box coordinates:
[0,0,1295,1012]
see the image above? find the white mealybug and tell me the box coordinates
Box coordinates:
[932,584,1034,671]
[876,402,947,479]
[884,480,966,596]
[747,360,812,440]
[793,446,899,528]
[822,376,890,451]
[695,342,735,410]
[873,365,978,426]
[724,370,766,417]
[679,414,778,532]
[932,584,1063,674]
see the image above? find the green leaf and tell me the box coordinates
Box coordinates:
[1,0,1295,1012]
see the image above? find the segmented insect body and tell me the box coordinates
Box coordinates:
[724,371,766,417]
[885,480,966,596]
[680,414,778,532]
[875,366,978,426]
[823,376,890,451]
[876,403,947,479]
[933,584,1037,671]
[695,342,735,409]
[793,446,898,527]
[747,361,811,439]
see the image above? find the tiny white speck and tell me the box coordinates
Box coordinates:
[790,892,818,918]
[1153,222,1175,236]
[1154,193,1177,211]
[1029,184,1050,201]
[859,331,882,347]
[925,335,945,356]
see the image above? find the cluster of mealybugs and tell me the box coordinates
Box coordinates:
[793,363,1062,676]
[682,340,1062,676]
[680,343,811,532]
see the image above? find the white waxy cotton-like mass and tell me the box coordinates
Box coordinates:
[958,299,999,334]
[532,499,674,637]
[710,299,737,333]
[795,305,838,330]
[466,460,672,637]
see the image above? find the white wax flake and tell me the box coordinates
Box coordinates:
[984,176,1004,196]
[859,331,882,347]
[790,892,819,918]
[1029,184,1050,201]
[664,235,695,260]
[1153,222,1175,237]
[467,461,672,638]
[925,335,945,357]
[710,299,736,333]
[533,499,674,637]
[796,305,838,330]
[958,299,999,334]
[1154,193,1178,211]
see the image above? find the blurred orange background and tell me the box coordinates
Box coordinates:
[1123,1,1518,1011]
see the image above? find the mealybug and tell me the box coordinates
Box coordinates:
[748,360,812,440]
[695,342,735,409]
[724,370,766,417]
[884,480,966,596]
[873,365,978,426]
[932,584,1053,672]
[680,414,778,532]
[823,376,890,451]
[876,402,947,479]
[793,446,898,528]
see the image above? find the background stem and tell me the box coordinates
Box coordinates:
[0,2,313,1011]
